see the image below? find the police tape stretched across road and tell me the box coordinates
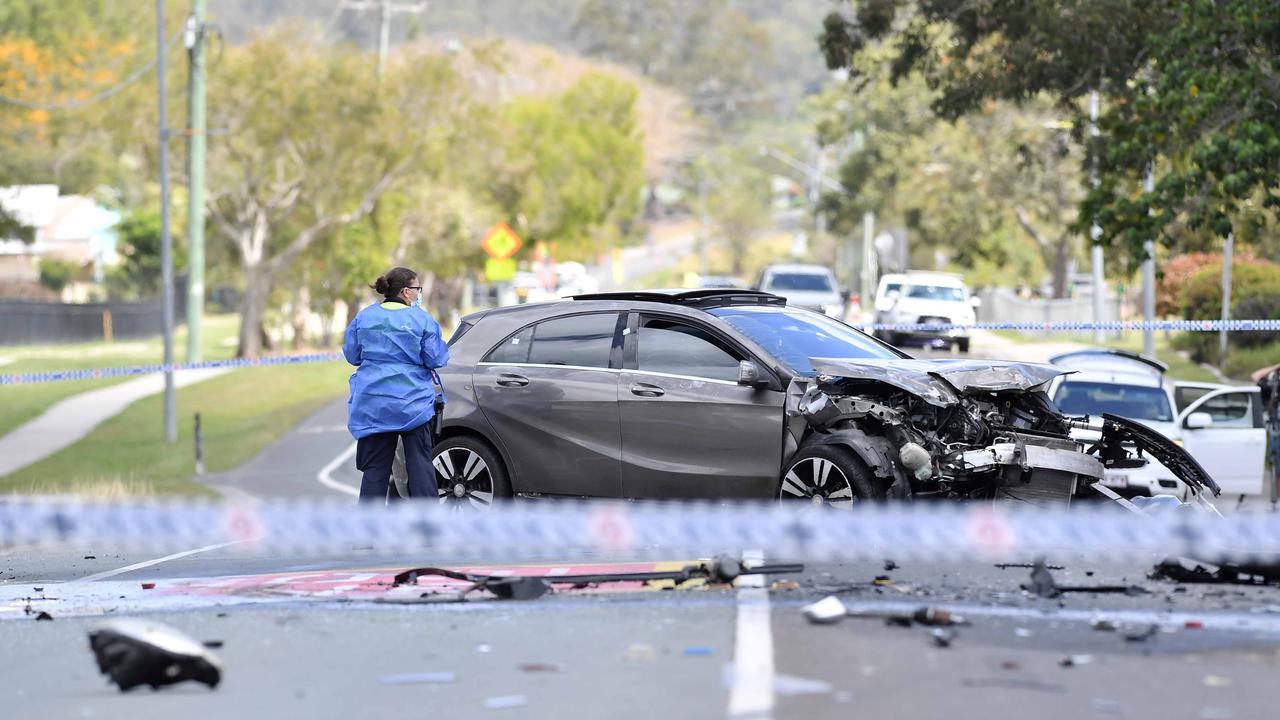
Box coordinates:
[4,318,1279,387]
[3,497,1279,567]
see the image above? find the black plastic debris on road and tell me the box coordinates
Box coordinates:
[1151,557,1280,586]
[34,611,53,621]
[88,619,222,691]
[1022,559,1148,598]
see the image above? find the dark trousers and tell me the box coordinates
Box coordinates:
[355,423,436,502]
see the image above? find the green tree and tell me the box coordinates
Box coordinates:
[108,209,186,299]
[37,257,76,293]
[818,0,1280,264]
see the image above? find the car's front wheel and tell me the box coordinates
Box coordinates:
[432,435,512,511]
[777,444,883,509]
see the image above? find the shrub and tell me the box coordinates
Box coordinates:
[1178,259,1280,362]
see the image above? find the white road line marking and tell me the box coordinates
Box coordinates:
[317,442,360,497]
[78,540,247,582]
[728,548,774,719]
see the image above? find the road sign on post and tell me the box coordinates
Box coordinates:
[485,258,517,282]
[481,223,523,260]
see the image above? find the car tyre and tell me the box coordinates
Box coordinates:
[777,444,885,509]
[956,338,970,353]
[432,435,512,511]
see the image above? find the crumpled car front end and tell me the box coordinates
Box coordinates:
[785,358,1218,507]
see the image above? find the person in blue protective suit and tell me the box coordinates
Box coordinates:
[343,266,449,502]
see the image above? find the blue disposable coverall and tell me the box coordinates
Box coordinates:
[343,301,449,500]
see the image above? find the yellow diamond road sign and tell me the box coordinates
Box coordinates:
[481,223,522,260]
[485,258,517,282]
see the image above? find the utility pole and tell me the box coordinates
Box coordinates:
[697,163,710,277]
[339,0,427,79]
[1142,167,1156,359]
[185,0,207,363]
[1220,231,1233,365]
[157,0,177,443]
[1088,91,1105,343]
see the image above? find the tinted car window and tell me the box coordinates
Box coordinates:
[1196,392,1253,428]
[905,284,965,302]
[1174,386,1212,413]
[484,326,532,364]
[637,317,742,382]
[710,306,899,376]
[764,273,834,292]
[1052,381,1173,422]
[527,313,618,368]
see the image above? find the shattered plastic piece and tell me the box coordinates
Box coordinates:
[202,641,223,649]
[1014,627,1034,638]
[140,583,156,590]
[930,628,956,648]
[683,646,714,657]
[912,608,968,627]
[518,663,561,673]
[770,580,800,591]
[380,672,456,685]
[35,611,53,621]
[1058,654,1093,667]
[1091,618,1117,632]
[624,644,656,661]
[883,560,899,572]
[802,596,848,624]
[1185,620,1205,630]
[88,619,222,691]
[483,695,528,710]
[475,644,492,654]
[872,576,895,586]
[1024,559,1060,598]
[1202,675,1232,688]
[1151,557,1280,586]
[1123,625,1159,643]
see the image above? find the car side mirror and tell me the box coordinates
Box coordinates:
[969,296,982,309]
[738,360,766,388]
[1184,412,1214,429]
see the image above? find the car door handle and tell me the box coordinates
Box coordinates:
[630,383,665,398]
[496,373,529,387]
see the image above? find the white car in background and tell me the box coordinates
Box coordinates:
[1048,349,1267,498]
[755,264,846,319]
[874,272,977,352]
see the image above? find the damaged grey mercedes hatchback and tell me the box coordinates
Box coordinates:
[429,289,1216,509]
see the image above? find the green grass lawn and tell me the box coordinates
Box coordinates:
[988,329,1220,383]
[0,359,351,496]
[0,315,240,438]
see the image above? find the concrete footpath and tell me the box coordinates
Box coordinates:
[0,368,228,478]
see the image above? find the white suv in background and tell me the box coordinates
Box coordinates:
[874,272,976,352]
[1048,349,1267,498]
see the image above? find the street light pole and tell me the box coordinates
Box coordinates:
[157,0,177,443]
[1088,91,1105,343]
[1142,167,1156,358]
[185,0,207,363]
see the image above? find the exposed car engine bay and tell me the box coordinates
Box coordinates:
[787,358,1219,506]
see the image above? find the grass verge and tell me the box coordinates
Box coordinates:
[0,360,350,496]
[0,315,240,438]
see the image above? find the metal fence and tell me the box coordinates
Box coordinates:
[0,279,186,346]
[976,287,1122,336]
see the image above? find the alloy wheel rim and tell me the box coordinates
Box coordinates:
[778,457,856,509]
[433,448,494,511]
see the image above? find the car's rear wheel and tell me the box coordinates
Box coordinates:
[956,338,970,353]
[432,435,512,511]
[777,444,883,509]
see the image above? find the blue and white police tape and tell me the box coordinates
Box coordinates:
[4,318,1278,386]
[857,319,1280,333]
[2,498,1278,565]
[0,351,342,386]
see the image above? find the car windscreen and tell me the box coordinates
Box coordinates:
[905,284,966,302]
[1052,381,1174,422]
[763,272,834,292]
[710,306,899,376]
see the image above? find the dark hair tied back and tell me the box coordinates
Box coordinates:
[371,266,417,300]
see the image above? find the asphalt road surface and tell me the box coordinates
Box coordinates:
[5,349,1279,719]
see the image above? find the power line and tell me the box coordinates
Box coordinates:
[0,27,183,112]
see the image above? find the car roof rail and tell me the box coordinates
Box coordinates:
[1048,348,1170,373]
[570,288,787,309]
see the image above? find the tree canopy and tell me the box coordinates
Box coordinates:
[819,0,1280,264]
